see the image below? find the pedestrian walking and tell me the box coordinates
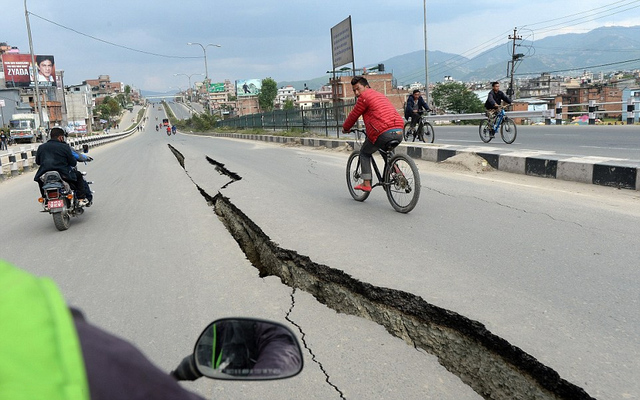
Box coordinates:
[0,130,8,151]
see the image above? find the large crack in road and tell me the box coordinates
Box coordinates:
[168,144,595,400]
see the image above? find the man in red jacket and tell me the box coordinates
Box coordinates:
[343,76,404,192]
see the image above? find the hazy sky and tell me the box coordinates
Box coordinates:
[3,0,640,91]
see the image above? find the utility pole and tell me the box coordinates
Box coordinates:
[507,27,523,98]
[25,0,45,128]
[423,0,429,105]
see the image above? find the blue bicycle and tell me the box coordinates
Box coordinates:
[479,106,517,144]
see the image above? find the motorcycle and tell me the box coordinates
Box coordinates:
[156,125,159,132]
[172,318,303,382]
[38,148,94,231]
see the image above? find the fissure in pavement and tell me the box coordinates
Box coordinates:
[168,145,595,400]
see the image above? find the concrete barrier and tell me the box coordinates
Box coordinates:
[0,106,147,183]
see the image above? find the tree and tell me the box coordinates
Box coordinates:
[96,96,122,125]
[283,99,295,110]
[258,77,278,112]
[431,82,484,114]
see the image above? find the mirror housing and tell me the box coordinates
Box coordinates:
[193,318,303,380]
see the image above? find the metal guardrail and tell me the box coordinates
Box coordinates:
[423,110,553,121]
[0,107,146,180]
[219,96,640,131]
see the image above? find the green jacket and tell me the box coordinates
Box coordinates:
[0,260,90,400]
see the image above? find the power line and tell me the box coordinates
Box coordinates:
[521,0,638,29]
[29,12,201,59]
[514,56,640,75]
[532,2,640,36]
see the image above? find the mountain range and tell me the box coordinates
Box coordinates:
[279,25,640,90]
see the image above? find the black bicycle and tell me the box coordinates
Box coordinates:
[402,111,435,143]
[346,129,421,213]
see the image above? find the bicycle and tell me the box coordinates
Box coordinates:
[402,111,435,143]
[346,128,421,213]
[479,106,517,144]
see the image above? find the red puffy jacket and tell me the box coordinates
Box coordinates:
[343,88,404,143]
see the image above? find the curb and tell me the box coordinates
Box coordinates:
[207,132,640,191]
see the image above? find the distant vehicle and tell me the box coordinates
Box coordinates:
[162,118,169,126]
[9,113,40,143]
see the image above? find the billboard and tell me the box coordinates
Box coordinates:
[2,53,57,88]
[236,79,262,97]
[208,82,225,93]
[331,16,354,69]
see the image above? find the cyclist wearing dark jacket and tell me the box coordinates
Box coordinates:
[404,89,430,128]
[484,81,511,111]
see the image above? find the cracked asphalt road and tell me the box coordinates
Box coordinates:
[2,114,638,399]
[176,133,639,399]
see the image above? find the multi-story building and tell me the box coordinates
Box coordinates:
[295,90,317,109]
[330,72,407,111]
[315,85,332,106]
[519,73,564,98]
[65,84,93,135]
[276,85,296,108]
[557,84,623,119]
[83,75,124,101]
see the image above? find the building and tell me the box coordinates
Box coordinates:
[622,87,640,123]
[0,88,31,128]
[519,73,564,98]
[65,84,93,135]
[295,90,317,109]
[562,84,622,118]
[236,96,260,116]
[315,85,332,105]
[276,85,296,108]
[330,72,407,111]
[83,75,124,101]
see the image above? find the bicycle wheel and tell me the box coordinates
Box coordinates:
[403,122,417,142]
[501,117,517,144]
[420,122,435,143]
[479,120,493,143]
[384,154,421,213]
[346,150,370,202]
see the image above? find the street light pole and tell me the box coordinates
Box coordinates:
[187,42,221,82]
[423,0,430,106]
[187,42,221,113]
[174,73,203,103]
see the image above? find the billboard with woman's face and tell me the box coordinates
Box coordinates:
[2,53,56,87]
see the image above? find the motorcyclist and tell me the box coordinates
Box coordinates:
[34,127,90,206]
[0,259,205,400]
[171,125,177,135]
[156,125,159,131]
[166,126,171,135]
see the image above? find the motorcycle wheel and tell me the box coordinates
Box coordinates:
[53,212,70,231]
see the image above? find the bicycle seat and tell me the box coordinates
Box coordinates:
[384,140,401,151]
